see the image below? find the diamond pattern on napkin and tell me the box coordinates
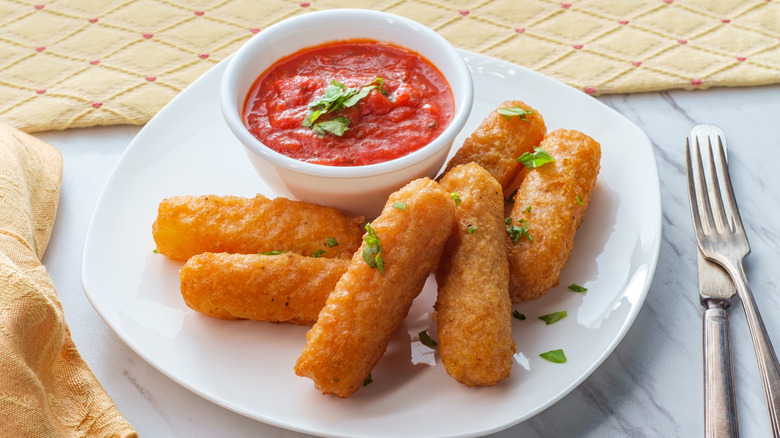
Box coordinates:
[0,0,778,132]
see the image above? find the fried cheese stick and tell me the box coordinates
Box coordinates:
[294,178,456,398]
[507,129,601,302]
[180,252,350,325]
[152,194,364,261]
[442,100,546,191]
[435,163,515,387]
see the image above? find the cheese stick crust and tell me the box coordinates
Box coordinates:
[294,178,456,398]
[442,100,546,190]
[152,194,364,261]
[180,252,350,325]
[507,129,601,302]
[435,163,515,387]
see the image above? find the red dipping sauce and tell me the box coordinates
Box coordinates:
[242,39,454,166]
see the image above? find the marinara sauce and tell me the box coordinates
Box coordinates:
[243,39,454,166]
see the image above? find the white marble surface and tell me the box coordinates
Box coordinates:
[37,83,780,437]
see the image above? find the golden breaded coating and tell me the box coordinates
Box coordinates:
[180,252,349,325]
[294,178,456,398]
[443,100,546,191]
[435,163,515,387]
[152,194,364,261]
[507,129,601,302]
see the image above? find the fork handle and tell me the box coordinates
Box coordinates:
[728,260,780,436]
[703,299,739,438]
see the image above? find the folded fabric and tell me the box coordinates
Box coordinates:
[0,0,778,133]
[0,124,136,437]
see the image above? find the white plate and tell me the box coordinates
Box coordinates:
[82,50,661,438]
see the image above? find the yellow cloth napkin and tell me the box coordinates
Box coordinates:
[0,125,136,437]
[0,0,778,133]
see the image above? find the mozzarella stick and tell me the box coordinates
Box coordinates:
[507,129,601,302]
[442,100,546,191]
[152,194,364,260]
[435,163,515,387]
[180,252,350,325]
[294,178,456,398]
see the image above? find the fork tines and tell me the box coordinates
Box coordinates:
[686,125,745,240]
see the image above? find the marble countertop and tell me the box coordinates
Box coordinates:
[38,83,780,437]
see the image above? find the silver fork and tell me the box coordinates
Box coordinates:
[686,124,780,436]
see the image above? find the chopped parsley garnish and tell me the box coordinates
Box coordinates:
[539,311,567,325]
[497,106,534,121]
[576,195,584,205]
[505,189,518,203]
[539,349,567,363]
[152,249,158,254]
[362,223,384,274]
[523,204,533,213]
[418,330,437,348]
[303,78,384,136]
[505,217,533,242]
[450,192,461,206]
[259,250,288,255]
[363,374,373,386]
[310,117,350,136]
[467,225,478,234]
[512,310,526,321]
[326,237,339,247]
[568,283,588,293]
[312,249,326,258]
[392,201,407,210]
[517,147,555,169]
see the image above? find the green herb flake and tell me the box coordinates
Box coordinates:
[303,78,383,136]
[523,204,533,213]
[512,310,526,321]
[311,117,350,137]
[312,249,326,258]
[418,330,437,349]
[539,349,567,363]
[362,223,385,274]
[450,192,461,207]
[539,311,568,325]
[326,237,339,247]
[505,217,533,242]
[363,374,373,387]
[505,189,518,203]
[576,195,584,205]
[392,201,407,210]
[517,147,555,169]
[467,225,478,234]
[568,283,588,293]
[497,106,534,121]
[259,250,288,256]
[152,249,158,254]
